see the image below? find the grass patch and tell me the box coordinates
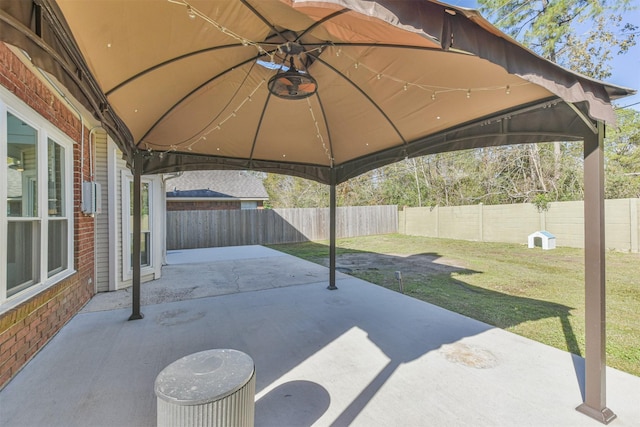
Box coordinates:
[268,234,640,377]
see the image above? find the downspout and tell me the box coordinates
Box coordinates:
[88,126,106,182]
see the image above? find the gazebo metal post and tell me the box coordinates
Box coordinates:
[129,152,144,320]
[328,169,338,290]
[577,121,614,423]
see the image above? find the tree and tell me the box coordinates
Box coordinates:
[605,108,640,198]
[476,0,638,205]
[262,173,328,208]
[478,0,637,79]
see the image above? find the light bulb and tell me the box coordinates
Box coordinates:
[186,5,196,19]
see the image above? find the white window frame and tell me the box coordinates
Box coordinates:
[121,171,162,281]
[1,86,75,309]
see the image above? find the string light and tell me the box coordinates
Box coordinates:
[168,0,267,56]
[186,5,196,19]
[170,3,523,101]
[306,97,333,165]
[174,79,266,153]
[332,45,528,98]
[156,6,531,159]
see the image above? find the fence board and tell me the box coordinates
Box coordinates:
[167,205,398,249]
[402,198,640,252]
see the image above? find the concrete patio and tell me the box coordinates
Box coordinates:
[1,245,638,427]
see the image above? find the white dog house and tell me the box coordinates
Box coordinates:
[528,231,556,250]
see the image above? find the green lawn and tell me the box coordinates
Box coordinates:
[267,234,640,377]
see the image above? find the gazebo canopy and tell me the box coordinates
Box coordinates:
[0,1,635,424]
[0,0,634,184]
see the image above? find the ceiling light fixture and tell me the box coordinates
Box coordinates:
[268,57,318,100]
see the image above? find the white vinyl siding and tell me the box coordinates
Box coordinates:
[94,130,110,292]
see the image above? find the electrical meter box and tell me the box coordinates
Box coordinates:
[82,181,102,215]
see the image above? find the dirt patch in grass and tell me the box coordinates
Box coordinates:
[327,252,467,276]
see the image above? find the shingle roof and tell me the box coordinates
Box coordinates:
[166,170,269,199]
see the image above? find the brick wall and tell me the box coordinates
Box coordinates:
[0,43,95,389]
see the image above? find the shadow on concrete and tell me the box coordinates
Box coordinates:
[255,380,331,427]
[271,241,586,418]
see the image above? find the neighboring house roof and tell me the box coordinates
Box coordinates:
[166,170,269,200]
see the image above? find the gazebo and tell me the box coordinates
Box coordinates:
[0,0,635,423]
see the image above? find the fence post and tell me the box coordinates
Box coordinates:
[478,203,483,242]
[631,198,638,253]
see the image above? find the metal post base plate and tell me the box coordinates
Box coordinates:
[128,313,144,321]
[576,403,616,424]
[327,285,338,290]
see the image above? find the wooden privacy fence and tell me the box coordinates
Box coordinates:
[399,198,640,252]
[167,205,398,249]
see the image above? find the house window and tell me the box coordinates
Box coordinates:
[241,201,258,210]
[3,107,73,303]
[6,113,39,296]
[47,138,67,277]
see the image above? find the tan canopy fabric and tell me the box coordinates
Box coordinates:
[0,0,634,184]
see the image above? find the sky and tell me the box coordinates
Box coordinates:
[446,0,640,111]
